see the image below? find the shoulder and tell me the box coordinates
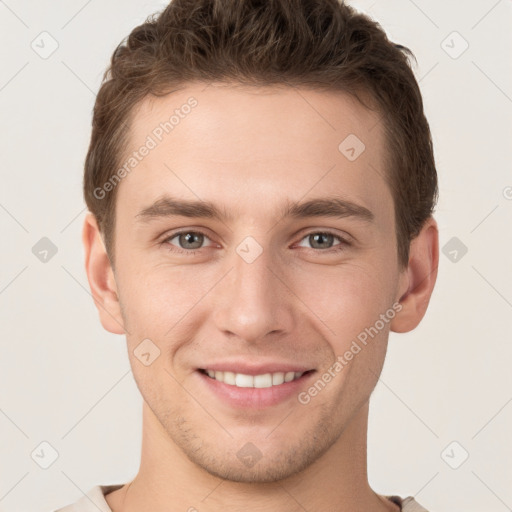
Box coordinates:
[52,484,124,512]
[401,496,432,512]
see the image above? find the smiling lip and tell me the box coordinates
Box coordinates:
[195,360,316,409]
[197,361,314,375]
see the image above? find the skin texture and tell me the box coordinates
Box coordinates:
[83,82,439,512]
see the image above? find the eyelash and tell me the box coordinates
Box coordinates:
[160,229,351,256]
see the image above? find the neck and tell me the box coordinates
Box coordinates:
[108,400,398,512]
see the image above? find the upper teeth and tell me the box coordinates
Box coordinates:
[205,370,304,388]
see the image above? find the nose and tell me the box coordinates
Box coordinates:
[212,240,295,344]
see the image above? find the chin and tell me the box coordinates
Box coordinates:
[176,423,339,484]
[191,454,310,484]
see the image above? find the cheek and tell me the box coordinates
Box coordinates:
[120,263,207,321]
[289,260,394,345]
[118,248,397,356]
[118,265,214,367]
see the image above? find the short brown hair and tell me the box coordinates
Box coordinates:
[83,0,438,270]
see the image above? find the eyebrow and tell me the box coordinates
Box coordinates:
[135,195,375,224]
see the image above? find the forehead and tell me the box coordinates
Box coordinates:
[117,82,392,226]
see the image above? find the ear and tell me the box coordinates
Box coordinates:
[390,216,439,333]
[82,212,125,335]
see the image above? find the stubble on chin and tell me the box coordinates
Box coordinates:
[158,400,343,484]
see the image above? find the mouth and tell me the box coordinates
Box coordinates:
[194,360,317,408]
[198,368,315,388]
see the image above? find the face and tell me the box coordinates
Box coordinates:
[98,82,409,482]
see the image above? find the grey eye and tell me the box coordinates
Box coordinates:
[176,232,205,249]
[307,233,335,249]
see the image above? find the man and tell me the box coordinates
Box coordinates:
[55,0,439,510]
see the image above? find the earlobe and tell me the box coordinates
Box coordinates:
[390,217,439,334]
[82,212,126,335]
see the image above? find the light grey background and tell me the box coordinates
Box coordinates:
[0,1,511,511]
